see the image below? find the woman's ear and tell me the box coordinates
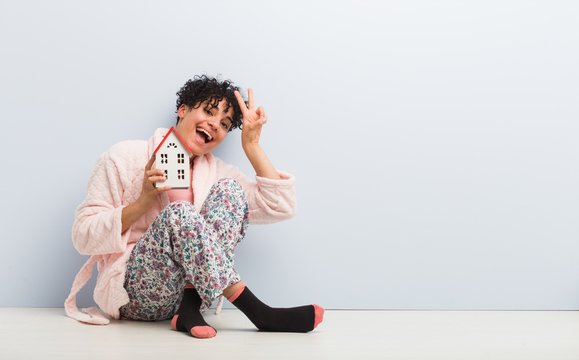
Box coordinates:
[177,104,188,121]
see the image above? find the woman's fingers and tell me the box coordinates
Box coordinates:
[144,168,166,189]
[146,169,165,177]
[248,88,254,109]
[141,156,171,198]
[145,155,155,170]
[257,106,267,124]
[155,186,171,193]
[236,88,266,126]
[148,175,166,183]
[234,90,248,114]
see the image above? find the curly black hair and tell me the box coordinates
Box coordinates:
[175,75,244,131]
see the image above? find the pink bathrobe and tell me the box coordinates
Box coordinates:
[65,128,296,325]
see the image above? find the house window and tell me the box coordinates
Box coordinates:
[177,153,185,164]
[178,169,185,180]
[168,142,177,149]
[160,153,168,164]
[164,169,168,179]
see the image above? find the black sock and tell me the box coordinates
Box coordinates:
[230,286,316,333]
[172,288,216,338]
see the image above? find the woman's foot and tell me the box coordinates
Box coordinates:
[227,284,324,333]
[171,286,216,339]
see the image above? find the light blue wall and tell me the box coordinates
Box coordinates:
[1,0,578,309]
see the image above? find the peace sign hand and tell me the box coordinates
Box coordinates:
[234,88,267,150]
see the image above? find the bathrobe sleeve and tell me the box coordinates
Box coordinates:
[72,143,142,255]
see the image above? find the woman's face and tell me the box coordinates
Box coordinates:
[175,100,234,156]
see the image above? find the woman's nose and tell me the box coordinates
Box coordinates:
[207,117,219,130]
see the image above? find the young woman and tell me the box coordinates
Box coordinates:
[65,75,324,338]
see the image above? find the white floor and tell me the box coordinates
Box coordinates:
[1,308,579,360]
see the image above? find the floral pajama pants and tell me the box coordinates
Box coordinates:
[119,178,249,321]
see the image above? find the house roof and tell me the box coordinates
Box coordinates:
[153,127,193,155]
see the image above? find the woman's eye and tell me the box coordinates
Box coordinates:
[205,108,213,115]
[221,122,230,130]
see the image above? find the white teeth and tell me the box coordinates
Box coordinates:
[197,128,213,141]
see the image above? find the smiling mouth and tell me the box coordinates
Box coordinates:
[196,128,213,143]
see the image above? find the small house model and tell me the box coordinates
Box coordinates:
[153,127,192,189]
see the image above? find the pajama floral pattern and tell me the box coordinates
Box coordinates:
[119,178,249,321]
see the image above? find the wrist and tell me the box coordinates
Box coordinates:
[243,142,261,153]
[134,196,150,213]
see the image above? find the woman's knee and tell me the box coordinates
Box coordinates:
[214,178,243,193]
[210,179,247,207]
[164,200,201,222]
